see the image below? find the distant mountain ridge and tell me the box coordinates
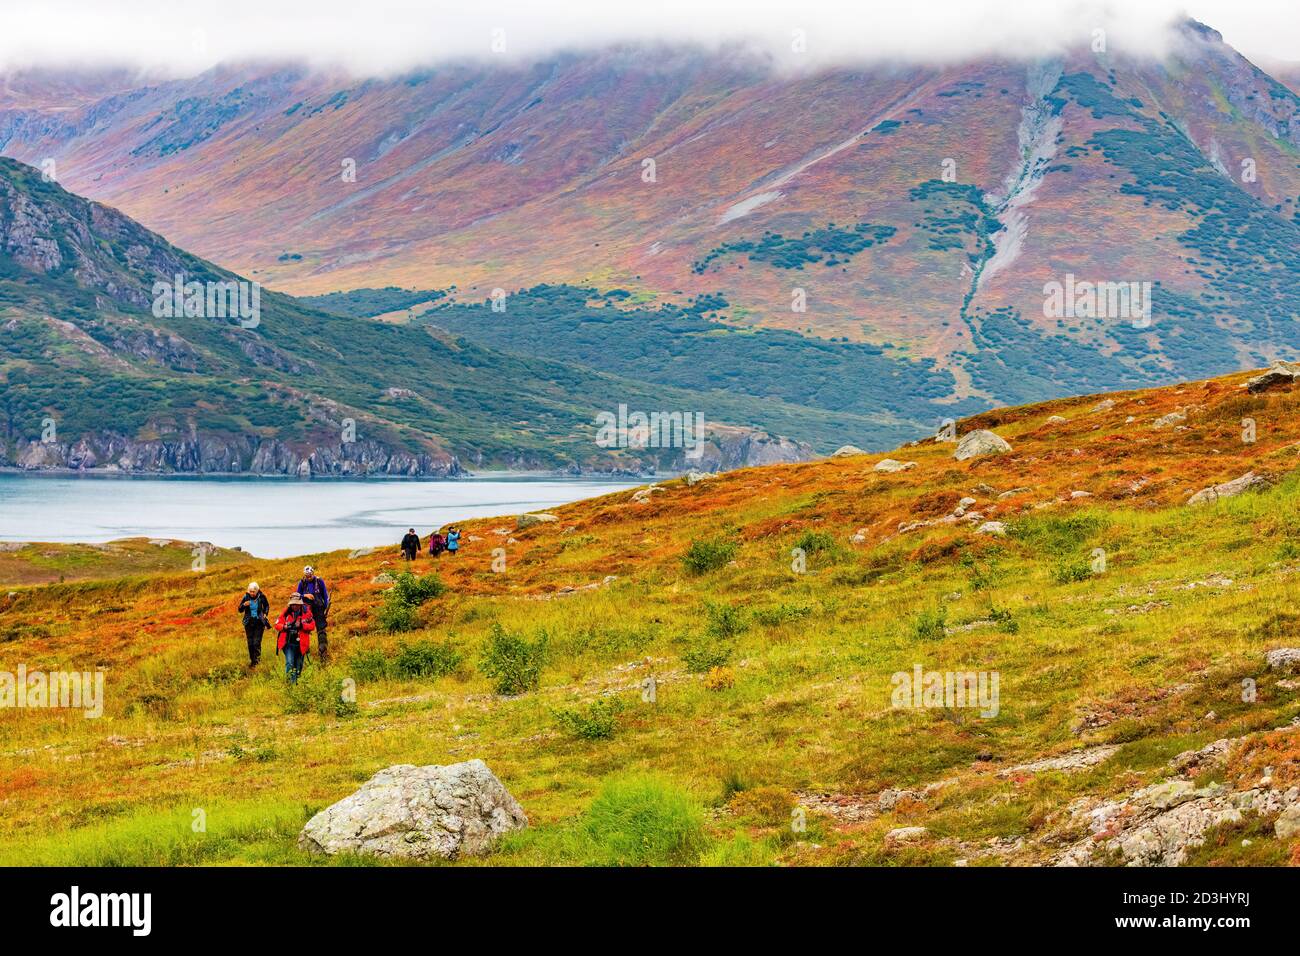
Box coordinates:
[2,18,1299,419]
[0,157,850,475]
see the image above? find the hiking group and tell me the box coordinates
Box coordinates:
[400,525,460,560]
[239,527,464,683]
[237,565,330,683]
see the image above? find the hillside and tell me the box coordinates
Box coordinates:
[0,156,869,473]
[4,365,1300,866]
[3,19,1300,414]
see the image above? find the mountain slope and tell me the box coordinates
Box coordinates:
[0,156,905,473]
[4,365,1300,865]
[3,19,1300,415]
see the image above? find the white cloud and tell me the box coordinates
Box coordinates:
[0,0,1295,77]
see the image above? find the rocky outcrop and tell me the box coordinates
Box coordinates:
[4,432,462,477]
[1056,779,1300,866]
[681,424,814,473]
[831,445,866,458]
[298,761,527,861]
[1245,362,1300,394]
[953,430,1011,461]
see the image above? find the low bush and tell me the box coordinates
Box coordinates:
[912,606,948,641]
[479,624,548,695]
[553,696,623,740]
[682,538,738,574]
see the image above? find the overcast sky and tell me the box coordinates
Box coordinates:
[1,0,1297,76]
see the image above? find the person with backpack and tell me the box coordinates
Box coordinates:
[429,531,446,557]
[446,527,461,556]
[237,581,270,666]
[296,566,332,664]
[274,593,315,683]
[400,528,421,561]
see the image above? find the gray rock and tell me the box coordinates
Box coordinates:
[1266,648,1300,672]
[516,512,559,530]
[953,430,1012,461]
[1187,471,1268,506]
[298,760,527,861]
[884,826,929,845]
[1152,411,1186,428]
[684,470,711,486]
[874,458,917,473]
[977,521,1007,536]
[1246,363,1300,394]
[831,445,867,458]
[1275,804,1300,840]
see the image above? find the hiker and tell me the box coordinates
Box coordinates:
[296,565,331,664]
[429,531,446,557]
[400,528,421,561]
[274,593,315,683]
[446,527,461,556]
[237,581,270,666]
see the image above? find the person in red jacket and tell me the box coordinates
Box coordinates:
[274,593,315,683]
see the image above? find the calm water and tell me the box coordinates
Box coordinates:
[0,474,640,559]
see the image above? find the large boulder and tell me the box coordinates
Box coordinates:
[1187,471,1268,506]
[830,445,867,458]
[298,760,528,861]
[953,430,1012,462]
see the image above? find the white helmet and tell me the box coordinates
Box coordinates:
[303,566,314,575]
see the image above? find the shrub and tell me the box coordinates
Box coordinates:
[912,606,948,641]
[394,639,463,679]
[794,530,836,554]
[682,538,738,574]
[479,624,548,695]
[373,571,448,634]
[554,696,623,740]
[1052,560,1093,584]
[702,666,735,691]
[582,775,709,866]
[752,603,814,627]
[682,635,733,673]
[375,602,420,634]
[285,667,357,717]
[391,571,446,607]
[348,647,392,682]
[704,601,747,639]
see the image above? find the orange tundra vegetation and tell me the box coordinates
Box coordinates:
[2,365,1300,866]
